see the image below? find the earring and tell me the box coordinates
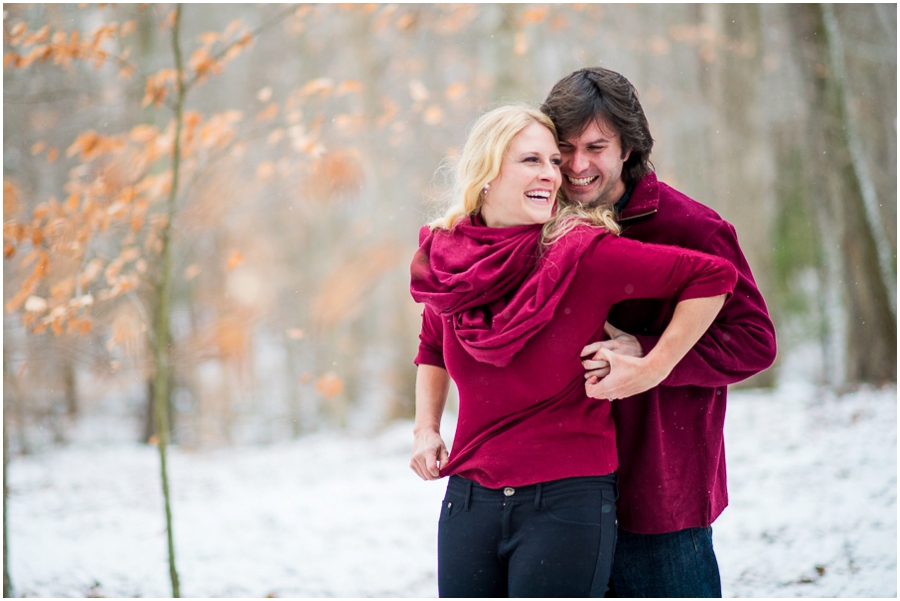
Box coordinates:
[483,184,490,195]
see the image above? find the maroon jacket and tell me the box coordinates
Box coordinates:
[607,172,777,534]
[411,220,737,489]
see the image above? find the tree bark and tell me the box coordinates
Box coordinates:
[788,4,897,385]
[149,4,185,596]
[821,4,896,318]
[700,3,776,387]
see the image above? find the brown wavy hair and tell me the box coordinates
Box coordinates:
[541,67,654,188]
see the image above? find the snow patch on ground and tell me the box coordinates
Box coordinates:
[6,381,897,597]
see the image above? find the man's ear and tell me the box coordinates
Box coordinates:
[621,146,632,162]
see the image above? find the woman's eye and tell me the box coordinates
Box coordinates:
[551,158,562,166]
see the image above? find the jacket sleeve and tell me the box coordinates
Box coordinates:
[414,304,446,369]
[633,221,777,387]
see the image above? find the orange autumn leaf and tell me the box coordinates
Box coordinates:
[190,47,222,81]
[4,52,20,69]
[256,162,275,181]
[256,102,278,122]
[160,9,177,32]
[315,372,344,398]
[335,79,364,96]
[256,86,273,102]
[423,105,444,125]
[300,78,334,98]
[4,180,20,217]
[224,18,243,38]
[23,24,50,46]
[514,32,528,56]
[199,31,220,47]
[226,250,244,271]
[10,23,27,45]
[306,150,364,201]
[520,6,548,24]
[395,13,416,31]
[445,82,467,100]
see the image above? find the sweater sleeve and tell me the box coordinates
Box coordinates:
[630,222,777,387]
[414,304,446,369]
[583,234,738,308]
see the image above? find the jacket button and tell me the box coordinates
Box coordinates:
[503,487,515,496]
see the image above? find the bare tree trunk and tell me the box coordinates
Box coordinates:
[701,3,777,388]
[821,4,896,318]
[149,4,185,596]
[788,4,897,386]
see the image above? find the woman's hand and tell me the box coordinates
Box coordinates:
[581,322,644,380]
[410,428,449,480]
[584,348,665,401]
[411,364,451,480]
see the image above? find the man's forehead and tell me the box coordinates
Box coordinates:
[562,118,619,144]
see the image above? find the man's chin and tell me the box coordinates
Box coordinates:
[562,187,603,209]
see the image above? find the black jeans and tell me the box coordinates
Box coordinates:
[438,474,618,598]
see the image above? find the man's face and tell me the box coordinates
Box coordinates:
[558,118,631,209]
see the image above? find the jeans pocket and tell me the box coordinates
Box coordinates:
[543,489,605,526]
[439,493,465,523]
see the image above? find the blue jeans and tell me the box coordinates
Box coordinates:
[438,474,618,597]
[607,527,722,598]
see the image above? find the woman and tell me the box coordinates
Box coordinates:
[409,105,737,597]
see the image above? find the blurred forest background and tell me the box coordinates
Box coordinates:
[3,3,897,454]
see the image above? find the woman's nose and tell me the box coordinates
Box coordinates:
[541,160,560,181]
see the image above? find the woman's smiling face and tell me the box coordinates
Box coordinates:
[481,122,562,228]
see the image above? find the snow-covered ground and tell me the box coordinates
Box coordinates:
[6,379,896,598]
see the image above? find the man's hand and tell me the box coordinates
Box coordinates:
[410,428,449,481]
[581,322,644,379]
[584,348,665,401]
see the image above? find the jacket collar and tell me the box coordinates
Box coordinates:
[616,171,660,222]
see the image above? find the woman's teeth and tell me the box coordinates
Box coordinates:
[525,190,551,202]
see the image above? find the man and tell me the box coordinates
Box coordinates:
[541,67,777,597]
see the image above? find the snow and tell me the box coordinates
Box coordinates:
[6,379,897,598]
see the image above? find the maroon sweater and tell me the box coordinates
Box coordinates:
[411,220,737,489]
[608,173,777,534]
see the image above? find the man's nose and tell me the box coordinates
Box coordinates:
[564,150,590,174]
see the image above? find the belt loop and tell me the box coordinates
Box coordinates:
[464,480,472,511]
[534,482,542,509]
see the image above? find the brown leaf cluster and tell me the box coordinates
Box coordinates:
[305,149,364,202]
[142,69,178,108]
[4,20,134,72]
[189,19,254,85]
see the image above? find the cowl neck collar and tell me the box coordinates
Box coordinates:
[410,217,600,367]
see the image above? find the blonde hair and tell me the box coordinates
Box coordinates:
[429,104,620,242]
[542,193,620,243]
[429,105,558,231]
